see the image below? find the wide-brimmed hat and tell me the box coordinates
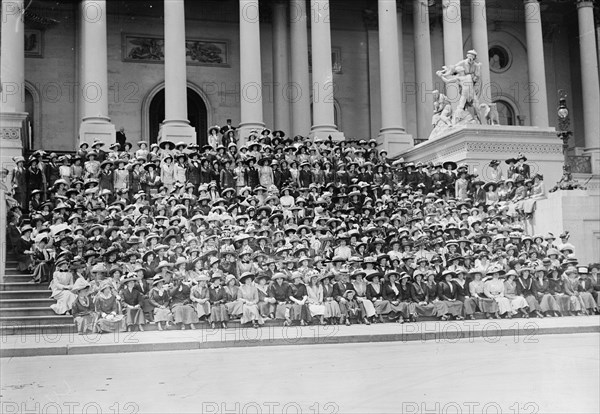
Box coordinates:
[71,278,91,293]
[239,272,255,283]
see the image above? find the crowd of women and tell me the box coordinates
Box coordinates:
[5,126,599,334]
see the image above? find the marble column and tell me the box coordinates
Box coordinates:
[159,0,196,146]
[272,0,291,136]
[310,0,344,140]
[577,1,600,174]
[0,0,27,165]
[78,0,115,146]
[442,0,463,66]
[413,0,434,140]
[378,0,412,154]
[289,0,311,137]
[238,0,265,145]
[471,0,491,104]
[524,0,549,127]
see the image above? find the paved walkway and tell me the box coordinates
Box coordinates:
[1,334,598,413]
[1,315,598,357]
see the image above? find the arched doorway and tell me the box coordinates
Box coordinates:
[149,88,208,146]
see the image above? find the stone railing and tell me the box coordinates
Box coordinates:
[0,189,6,280]
[414,138,428,146]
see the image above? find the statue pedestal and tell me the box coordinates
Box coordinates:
[79,118,116,147]
[0,112,26,168]
[531,189,600,265]
[309,130,345,142]
[378,129,413,157]
[401,125,564,186]
[158,121,197,147]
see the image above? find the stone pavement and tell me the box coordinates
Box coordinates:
[1,315,598,358]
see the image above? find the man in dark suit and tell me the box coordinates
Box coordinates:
[116,127,127,149]
[332,269,355,322]
[515,154,530,179]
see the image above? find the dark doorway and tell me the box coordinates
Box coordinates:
[149,87,208,146]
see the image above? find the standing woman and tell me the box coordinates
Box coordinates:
[119,273,146,332]
[148,275,173,331]
[455,170,469,201]
[237,272,264,328]
[258,158,274,188]
[190,275,211,321]
[173,153,187,185]
[160,154,175,192]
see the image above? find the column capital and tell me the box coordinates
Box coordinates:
[576,0,594,9]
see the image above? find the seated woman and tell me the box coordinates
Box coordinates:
[169,274,199,330]
[208,274,228,329]
[94,279,125,333]
[437,270,464,320]
[148,275,173,331]
[532,266,560,317]
[343,289,363,325]
[548,267,572,316]
[516,266,544,318]
[398,273,418,323]
[483,265,512,318]
[190,275,211,321]
[287,272,310,326]
[268,272,291,322]
[256,273,275,319]
[50,258,77,315]
[503,270,530,317]
[453,268,477,320]
[382,271,406,322]
[320,273,342,325]
[119,273,146,332]
[306,272,326,325]
[365,270,392,323]
[411,272,447,320]
[576,267,598,315]
[223,274,243,320]
[237,272,264,328]
[71,278,97,335]
[351,270,377,324]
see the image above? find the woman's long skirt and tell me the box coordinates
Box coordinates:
[415,302,448,317]
[538,294,559,312]
[477,297,499,313]
[74,313,97,334]
[505,296,528,313]
[171,304,199,325]
[441,300,463,316]
[195,302,211,319]
[522,295,541,312]
[578,292,597,311]
[124,307,145,326]
[461,298,478,316]
[153,307,173,323]
[356,298,376,317]
[289,303,310,321]
[273,303,291,320]
[32,262,52,283]
[258,301,271,317]
[209,304,228,322]
[493,296,512,315]
[323,300,341,319]
[226,301,243,318]
[553,294,574,313]
[240,303,264,325]
[308,303,326,317]
[96,315,125,333]
[50,291,77,315]
[372,299,392,315]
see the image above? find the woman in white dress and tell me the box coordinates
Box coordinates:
[306,274,326,325]
[503,270,530,317]
[483,265,513,318]
[49,259,77,315]
[237,272,264,328]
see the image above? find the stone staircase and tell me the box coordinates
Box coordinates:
[0,253,74,335]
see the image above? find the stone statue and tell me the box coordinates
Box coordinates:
[479,103,500,125]
[436,65,480,125]
[429,90,453,140]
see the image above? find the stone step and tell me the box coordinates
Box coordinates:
[0,315,73,326]
[2,274,34,283]
[0,298,55,308]
[4,267,29,275]
[0,282,49,291]
[0,323,76,336]
[0,290,51,300]
[0,307,56,317]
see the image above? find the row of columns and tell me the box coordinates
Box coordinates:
[1,0,598,154]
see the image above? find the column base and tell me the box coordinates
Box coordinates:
[378,129,414,157]
[0,112,27,167]
[583,147,600,175]
[158,121,197,147]
[238,122,266,147]
[79,120,116,148]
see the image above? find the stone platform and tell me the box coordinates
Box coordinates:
[1,315,597,358]
[401,125,564,186]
